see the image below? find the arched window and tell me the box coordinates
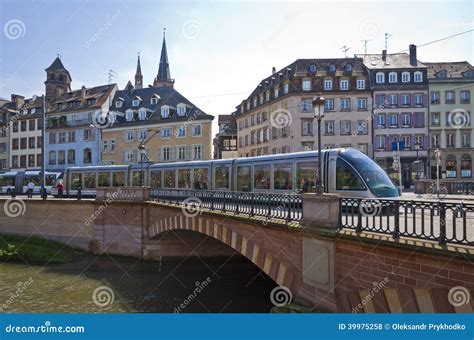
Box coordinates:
[461,154,472,178]
[376,72,385,84]
[414,71,423,83]
[388,72,397,83]
[445,154,457,178]
[401,72,410,83]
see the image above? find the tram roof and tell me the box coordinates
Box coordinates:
[67,165,130,172]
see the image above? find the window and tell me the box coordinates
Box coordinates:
[116,100,123,108]
[193,168,209,189]
[445,155,457,178]
[340,98,350,110]
[401,94,410,106]
[340,80,349,90]
[126,110,133,122]
[192,124,202,136]
[274,88,279,98]
[388,94,398,106]
[125,130,134,141]
[401,72,410,83]
[356,120,368,135]
[324,121,334,135]
[48,151,56,165]
[376,136,385,150]
[161,146,171,161]
[375,114,385,128]
[401,135,411,150]
[177,146,186,160]
[139,109,146,120]
[150,96,159,105]
[138,130,148,140]
[259,94,264,105]
[67,149,75,164]
[59,132,66,143]
[109,139,116,152]
[132,99,140,107]
[324,79,332,90]
[302,120,312,136]
[214,166,230,189]
[389,114,398,127]
[340,120,351,135]
[402,113,411,127]
[302,79,311,91]
[48,132,56,144]
[356,79,365,90]
[300,99,312,112]
[461,154,472,178]
[177,104,186,116]
[237,166,251,191]
[431,112,440,126]
[447,132,455,147]
[414,71,423,83]
[431,91,440,104]
[112,172,126,186]
[325,99,334,111]
[445,91,455,104]
[283,83,289,94]
[58,150,65,164]
[178,169,191,188]
[28,137,35,149]
[336,158,365,190]
[193,145,202,160]
[265,91,270,102]
[414,94,423,106]
[431,134,440,148]
[462,132,471,147]
[274,163,293,190]
[161,106,169,118]
[376,72,385,83]
[415,135,424,149]
[296,161,317,193]
[28,155,35,168]
[254,164,271,190]
[177,126,186,138]
[357,98,367,110]
[12,122,18,133]
[328,64,336,72]
[20,121,27,132]
[29,119,35,131]
[20,138,27,149]
[83,148,92,164]
[388,72,397,83]
[460,90,470,104]
[161,128,171,138]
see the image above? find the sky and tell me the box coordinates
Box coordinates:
[1,0,473,137]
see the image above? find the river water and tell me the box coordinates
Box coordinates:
[0,254,277,313]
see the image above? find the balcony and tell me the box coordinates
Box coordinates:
[47,117,93,129]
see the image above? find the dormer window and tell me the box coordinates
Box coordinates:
[150,94,160,105]
[376,72,385,83]
[328,64,336,72]
[401,72,410,83]
[177,104,186,116]
[324,79,332,91]
[274,88,279,98]
[388,72,397,83]
[259,94,264,105]
[414,71,423,83]
[139,108,146,120]
[253,97,257,107]
[302,79,311,91]
[132,99,139,107]
[126,110,133,122]
[345,64,352,72]
[265,91,270,101]
[31,108,36,114]
[246,101,250,110]
[161,106,170,118]
[116,100,123,108]
[283,83,289,94]
[437,70,447,79]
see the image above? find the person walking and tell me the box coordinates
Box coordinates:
[27,179,35,198]
[57,180,64,198]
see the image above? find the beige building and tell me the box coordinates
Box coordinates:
[235,58,372,157]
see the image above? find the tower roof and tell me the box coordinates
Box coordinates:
[45,56,72,80]
[156,29,171,81]
[136,53,142,76]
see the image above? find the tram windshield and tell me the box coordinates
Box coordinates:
[339,149,399,197]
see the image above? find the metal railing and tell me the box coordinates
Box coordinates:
[150,189,302,223]
[416,180,474,195]
[340,198,474,246]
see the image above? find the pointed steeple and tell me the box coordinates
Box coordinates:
[44,55,72,103]
[135,52,143,89]
[153,28,174,88]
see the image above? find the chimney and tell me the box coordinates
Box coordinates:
[409,44,417,66]
[272,67,276,74]
[11,94,25,110]
[81,85,86,98]
[382,50,387,62]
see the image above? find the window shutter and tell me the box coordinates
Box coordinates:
[422,94,427,107]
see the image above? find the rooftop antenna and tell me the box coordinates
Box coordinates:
[385,33,392,51]
[107,69,118,84]
[340,45,350,58]
[361,39,370,55]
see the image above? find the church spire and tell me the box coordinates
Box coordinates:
[135,52,143,89]
[153,28,174,88]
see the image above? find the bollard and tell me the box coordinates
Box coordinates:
[41,188,47,200]
[11,189,16,198]
[77,187,82,201]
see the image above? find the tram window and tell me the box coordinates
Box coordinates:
[45,175,56,186]
[112,172,126,186]
[163,170,176,188]
[274,163,293,190]
[193,168,209,190]
[98,172,111,187]
[132,171,142,186]
[23,177,40,186]
[214,166,230,189]
[83,173,96,189]
[297,161,317,193]
[254,164,271,190]
[178,169,191,188]
[150,170,162,188]
[71,173,82,189]
[237,166,251,192]
[336,159,365,190]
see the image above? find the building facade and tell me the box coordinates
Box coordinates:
[235,59,373,157]
[425,62,474,180]
[358,45,429,188]
[0,98,13,171]
[213,114,237,159]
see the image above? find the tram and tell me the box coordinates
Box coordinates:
[0,170,62,195]
[52,148,400,198]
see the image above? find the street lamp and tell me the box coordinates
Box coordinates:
[414,141,421,181]
[312,96,325,195]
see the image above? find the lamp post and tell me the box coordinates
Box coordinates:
[312,96,325,195]
[414,141,421,181]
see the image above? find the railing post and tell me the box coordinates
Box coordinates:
[286,196,292,223]
[267,195,272,218]
[356,199,362,233]
[250,193,255,216]
[210,191,215,211]
[393,200,400,239]
[235,192,239,214]
[222,192,226,212]
[439,202,447,245]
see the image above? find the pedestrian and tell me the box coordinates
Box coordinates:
[57,180,64,198]
[27,179,35,198]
